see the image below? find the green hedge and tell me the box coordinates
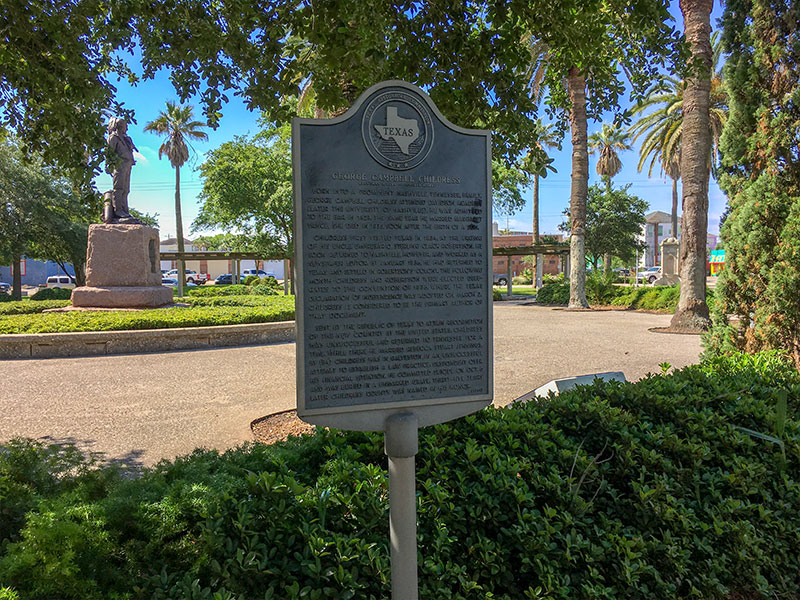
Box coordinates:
[183,294,288,307]
[536,282,570,304]
[29,287,73,301]
[187,284,279,297]
[1,352,799,599]
[0,300,71,315]
[0,297,295,334]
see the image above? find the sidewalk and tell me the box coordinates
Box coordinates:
[0,304,701,467]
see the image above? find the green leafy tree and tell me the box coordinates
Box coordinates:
[707,0,800,368]
[0,140,96,298]
[561,184,647,270]
[194,123,293,260]
[144,102,208,297]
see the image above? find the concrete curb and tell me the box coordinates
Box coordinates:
[0,321,296,360]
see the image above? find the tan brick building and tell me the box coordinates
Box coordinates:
[492,233,567,277]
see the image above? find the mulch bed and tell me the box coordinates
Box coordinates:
[251,409,316,445]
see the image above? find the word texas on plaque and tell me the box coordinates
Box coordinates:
[293,80,493,431]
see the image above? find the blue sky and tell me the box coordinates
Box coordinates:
[98,1,726,240]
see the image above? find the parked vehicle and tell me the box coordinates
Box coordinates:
[614,267,631,278]
[636,266,661,284]
[493,274,508,287]
[161,277,178,287]
[214,273,246,285]
[45,275,76,289]
[242,269,276,278]
[165,269,209,284]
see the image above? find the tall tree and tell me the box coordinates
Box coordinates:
[523,2,680,308]
[588,123,633,272]
[630,32,727,238]
[525,121,560,246]
[0,140,95,298]
[588,124,632,189]
[708,0,800,368]
[144,102,208,297]
[561,183,648,269]
[671,0,714,331]
[194,124,293,260]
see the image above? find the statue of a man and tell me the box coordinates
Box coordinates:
[105,117,141,224]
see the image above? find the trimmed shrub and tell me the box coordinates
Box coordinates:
[243,275,260,286]
[0,297,295,334]
[0,300,71,315]
[492,288,502,301]
[187,283,279,298]
[29,287,72,301]
[536,282,569,304]
[183,294,284,307]
[1,352,799,599]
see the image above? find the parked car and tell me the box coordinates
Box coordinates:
[45,275,76,289]
[614,267,631,278]
[0,282,10,294]
[493,274,508,287]
[161,277,178,287]
[214,273,246,285]
[165,269,209,284]
[636,266,661,284]
[242,269,276,279]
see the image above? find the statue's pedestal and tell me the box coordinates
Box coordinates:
[652,237,681,286]
[71,224,173,308]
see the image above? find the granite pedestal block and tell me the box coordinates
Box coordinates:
[72,224,173,308]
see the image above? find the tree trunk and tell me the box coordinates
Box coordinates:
[671,0,712,331]
[567,67,589,308]
[11,252,22,300]
[671,176,679,237]
[175,165,185,298]
[604,253,612,274]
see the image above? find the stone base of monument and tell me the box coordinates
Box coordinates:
[652,274,681,286]
[71,285,173,308]
[71,223,173,309]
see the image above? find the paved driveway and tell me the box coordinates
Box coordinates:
[0,304,701,467]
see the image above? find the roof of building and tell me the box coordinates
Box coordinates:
[645,210,673,224]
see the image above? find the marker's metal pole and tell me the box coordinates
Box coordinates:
[384,412,419,600]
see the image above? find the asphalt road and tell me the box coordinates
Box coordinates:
[0,304,701,467]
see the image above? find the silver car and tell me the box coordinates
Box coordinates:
[636,267,661,284]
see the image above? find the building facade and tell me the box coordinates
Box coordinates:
[491,227,566,278]
[0,258,75,287]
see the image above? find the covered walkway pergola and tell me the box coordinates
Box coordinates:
[492,244,570,294]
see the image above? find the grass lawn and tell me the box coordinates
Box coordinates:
[495,284,537,297]
[0,295,296,334]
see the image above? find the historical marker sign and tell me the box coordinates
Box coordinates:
[293,80,493,431]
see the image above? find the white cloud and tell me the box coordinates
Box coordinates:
[133,151,148,163]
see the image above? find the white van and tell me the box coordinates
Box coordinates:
[45,275,76,289]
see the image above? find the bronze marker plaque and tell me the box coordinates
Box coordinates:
[293,80,493,431]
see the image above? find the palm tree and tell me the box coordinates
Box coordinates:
[629,34,726,240]
[144,102,208,297]
[525,120,560,246]
[588,123,632,188]
[526,38,590,308]
[671,0,714,332]
[587,123,632,272]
